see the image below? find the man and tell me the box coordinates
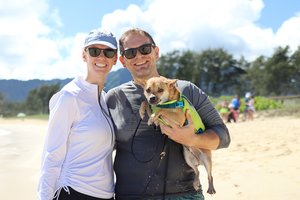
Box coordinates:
[230,94,240,122]
[106,28,230,200]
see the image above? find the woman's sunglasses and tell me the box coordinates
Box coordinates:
[121,43,155,59]
[87,47,117,58]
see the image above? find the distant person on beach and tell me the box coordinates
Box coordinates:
[227,103,237,123]
[230,94,240,122]
[245,94,255,120]
[219,100,230,122]
[37,29,117,200]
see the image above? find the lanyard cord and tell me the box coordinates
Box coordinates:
[130,117,170,198]
[130,119,162,163]
[139,135,169,199]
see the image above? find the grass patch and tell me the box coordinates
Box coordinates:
[256,98,300,118]
[25,114,49,120]
[3,114,49,120]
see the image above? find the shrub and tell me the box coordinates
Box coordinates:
[253,96,283,111]
[211,96,283,112]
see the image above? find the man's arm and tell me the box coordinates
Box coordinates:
[160,111,221,150]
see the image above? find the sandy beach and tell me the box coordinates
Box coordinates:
[0,115,299,200]
[0,118,47,200]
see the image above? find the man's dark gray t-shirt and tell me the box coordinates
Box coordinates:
[106,80,230,199]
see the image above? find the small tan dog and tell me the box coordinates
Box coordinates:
[139,76,216,194]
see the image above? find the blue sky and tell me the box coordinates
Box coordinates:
[1,0,300,80]
[258,0,300,29]
[47,0,145,36]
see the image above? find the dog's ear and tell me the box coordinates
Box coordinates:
[168,79,178,88]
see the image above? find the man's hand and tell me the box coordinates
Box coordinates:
[160,110,197,147]
[160,110,220,150]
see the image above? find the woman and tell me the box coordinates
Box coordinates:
[38,29,118,200]
[246,95,256,120]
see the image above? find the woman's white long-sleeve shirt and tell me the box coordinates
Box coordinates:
[38,76,115,200]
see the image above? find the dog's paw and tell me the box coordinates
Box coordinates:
[147,114,156,126]
[147,118,154,126]
[154,121,160,127]
[139,101,148,119]
[139,109,145,119]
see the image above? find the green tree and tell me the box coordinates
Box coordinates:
[0,93,5,115]
[26,83,60,114]
[264,46,293,95]
[175,50,198,83]
[244,56,267,95]
[290,46,300,94]
[195,48,244,96]
[157,50,182,78]
[157,45,300,97]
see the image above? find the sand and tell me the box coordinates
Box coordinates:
[0,115,299,200]
[0,118,47,200]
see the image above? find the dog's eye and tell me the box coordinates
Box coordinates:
[158,88,164,93]
[146,88,151,93]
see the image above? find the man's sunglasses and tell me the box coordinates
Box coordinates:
[87,47,117,58]
[121,43,155,59]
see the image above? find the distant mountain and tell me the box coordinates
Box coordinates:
[0,68,132,102]
[105,67,132,91]
[0,79,72,102]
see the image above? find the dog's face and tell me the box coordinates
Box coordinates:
[143,76,179,105]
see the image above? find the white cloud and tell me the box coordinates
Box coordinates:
[104,0,300,61]
[0,0,91,80]
[1,0,300,80]
[276,13,300,50]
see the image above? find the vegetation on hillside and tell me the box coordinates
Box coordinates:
[0,45,299,117]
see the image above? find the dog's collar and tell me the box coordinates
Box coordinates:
[156,95,184,108]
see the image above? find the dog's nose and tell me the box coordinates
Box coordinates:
[149,95,157,104]
[150,96,156,101]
